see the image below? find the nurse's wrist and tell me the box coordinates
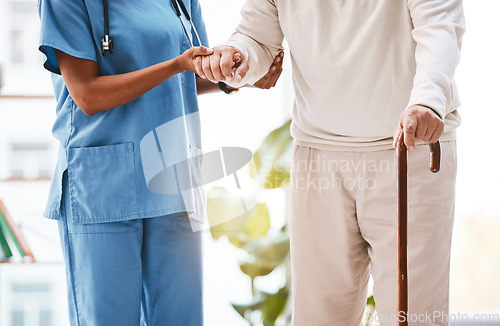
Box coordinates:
[172,57,187,74]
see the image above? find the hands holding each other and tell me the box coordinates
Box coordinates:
[193,45,249,83]
[180,45,284,89]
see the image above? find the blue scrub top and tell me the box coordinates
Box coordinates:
[38,0,209,224]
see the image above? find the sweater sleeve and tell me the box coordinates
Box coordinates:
[224,0,284,87]
[406,0,466,119]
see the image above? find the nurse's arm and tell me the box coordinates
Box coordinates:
[55,46,213,116]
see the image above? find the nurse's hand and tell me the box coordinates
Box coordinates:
[194,45,249,84]
[177,46,214,74]
[392,105,444,151]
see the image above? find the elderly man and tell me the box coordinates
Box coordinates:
[196,1,465,325]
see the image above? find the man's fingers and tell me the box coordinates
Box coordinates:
[415,109,438,142]
[272,71,282,87]
[415,115,444,143]
[188,47,212,77]
[220,52,235,78]
[393,125,403,148]
[427,129,439,145]
[264,67,280,89]
[234,52,242,64]
[262,79,272,89]
[396,105,445,148]
[415,121,429,142]
[201,56,217,83]
[260,82,271,90]
[272,65,282,79]
[210,53,225,81]
[427,121,444,144]
[254,52,284,89]
[193,56,205,78]
[272,70,282,87]
[422,122,438,143]
[275,51,284,67]
[403,117,417,151]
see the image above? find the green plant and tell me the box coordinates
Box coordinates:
[207,120,293,326]
[365,295,376,326]
[207,120,376,325]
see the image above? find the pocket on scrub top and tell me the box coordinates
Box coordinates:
[67,142,139,223]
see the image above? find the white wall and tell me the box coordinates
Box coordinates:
[450,0,500,313]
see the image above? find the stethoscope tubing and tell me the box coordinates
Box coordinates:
[171,0,203,47]
[101,0,203,55]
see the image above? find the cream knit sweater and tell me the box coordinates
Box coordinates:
[225,0,465,150]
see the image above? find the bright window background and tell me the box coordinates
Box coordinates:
[0,0,498,325]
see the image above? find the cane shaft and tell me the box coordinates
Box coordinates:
[397,134,408,326]
[429,142,441,173]
[396,134,441,326]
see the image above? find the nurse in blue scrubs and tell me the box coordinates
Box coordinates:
[37,0,283,325]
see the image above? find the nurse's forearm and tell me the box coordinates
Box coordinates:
[56,47,212,116]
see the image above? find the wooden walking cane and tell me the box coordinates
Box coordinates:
[396,132,440,326]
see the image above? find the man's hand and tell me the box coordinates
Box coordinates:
[393,105,444,151]
[253,51,284,89]
[194,45,249,83]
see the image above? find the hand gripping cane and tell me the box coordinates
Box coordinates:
[396,132,441,326]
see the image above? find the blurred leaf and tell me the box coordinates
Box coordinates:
[249,120,293,189]
[208,188,270,248]
[244,232,290,263]
[244,203,271,238]
[232,297,265,319]
[263,145,293,189]
[240,259,280,278]
[206,187,257,231]
[262,286,289,324]
[366,295,376,308]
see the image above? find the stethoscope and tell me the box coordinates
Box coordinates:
[101,0,203,56]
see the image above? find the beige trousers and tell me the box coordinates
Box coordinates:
[290,141,457,326]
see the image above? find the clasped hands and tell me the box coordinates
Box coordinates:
[191,45,284,89]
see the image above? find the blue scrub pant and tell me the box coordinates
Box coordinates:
[58,174,203,326]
